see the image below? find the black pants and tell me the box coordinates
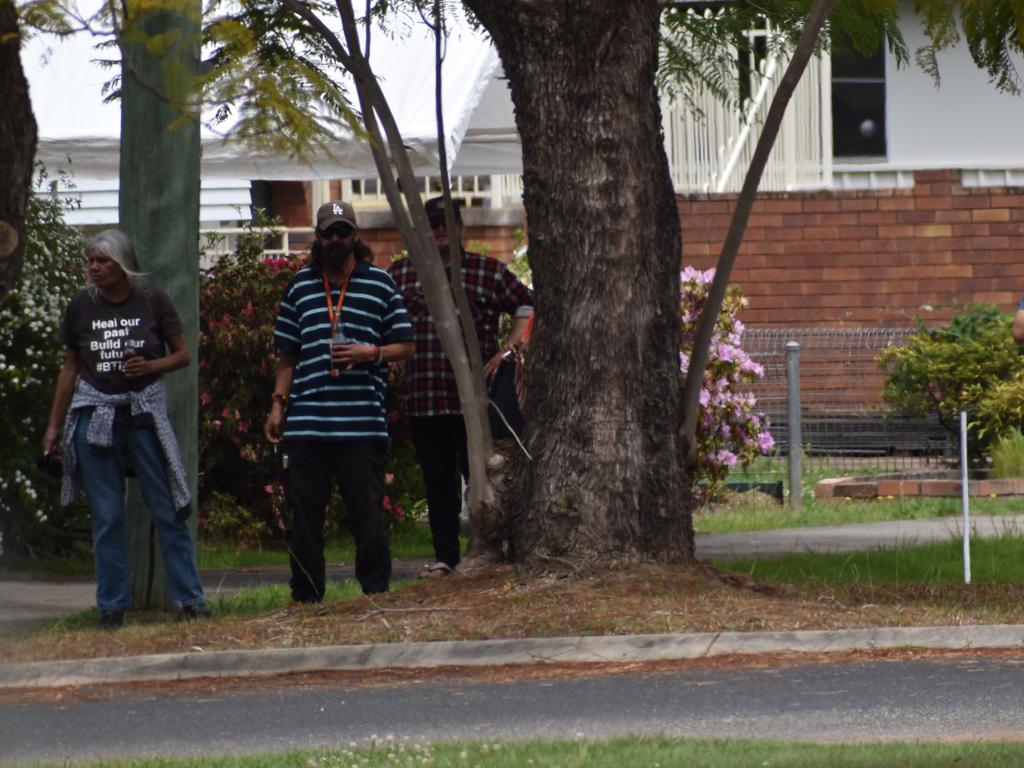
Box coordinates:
[410,415,467,569]
[283,440,391,599]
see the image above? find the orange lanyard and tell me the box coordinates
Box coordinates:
[323,260,356,332]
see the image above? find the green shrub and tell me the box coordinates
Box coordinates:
[0,171,90,562]
[201,491,267,546]
[878,304,1022,456]
[975,373,1024,446]
[990,428,1024,479]
[197,213,297,541]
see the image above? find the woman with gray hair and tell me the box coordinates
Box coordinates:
[43,229,209,629]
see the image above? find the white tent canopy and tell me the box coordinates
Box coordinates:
[23,8,522,184]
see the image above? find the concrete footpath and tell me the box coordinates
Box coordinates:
[2,515,1023,689]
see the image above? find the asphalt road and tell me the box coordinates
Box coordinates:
[3,655,1023,764]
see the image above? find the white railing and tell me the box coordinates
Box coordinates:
[492,174,524,206]
[339,174,521,208]
[661,13,832,194]
[198,226,313,271]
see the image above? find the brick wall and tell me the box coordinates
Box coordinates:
[267,181,312,228]
[678,169,1024,328]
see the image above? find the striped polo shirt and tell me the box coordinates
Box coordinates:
[274,261,413,442]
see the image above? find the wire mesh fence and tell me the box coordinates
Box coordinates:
[739,328,955,479]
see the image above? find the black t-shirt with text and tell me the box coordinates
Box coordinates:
[60,286,182,394]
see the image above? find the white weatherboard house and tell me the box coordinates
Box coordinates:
[668,0,1024,194]
[23,0,1024,234]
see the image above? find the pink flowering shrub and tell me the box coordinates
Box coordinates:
[198,222,301,540]
[680,267,774,498]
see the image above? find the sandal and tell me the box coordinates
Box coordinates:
[420,562,454,578]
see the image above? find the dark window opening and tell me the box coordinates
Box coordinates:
[832,43,886,158]
[736,32,769,104]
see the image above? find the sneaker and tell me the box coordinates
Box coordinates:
[100,610,125,630]
[178,603,212,621]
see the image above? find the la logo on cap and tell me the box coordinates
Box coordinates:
[333,204,344,215]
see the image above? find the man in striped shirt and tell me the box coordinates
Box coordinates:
[265,201,414,600]
[389,196,533,578]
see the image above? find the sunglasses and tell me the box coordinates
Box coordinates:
[320,224,354,240]
[428,216,451,230]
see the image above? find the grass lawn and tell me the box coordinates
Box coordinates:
[10,494,1020,579]
[196,524,447,571]
[718,532,1024,585]
[694,492,1024,535]
[17,738,1024,768]
[0,526,446,579]
[6,455,1022,580]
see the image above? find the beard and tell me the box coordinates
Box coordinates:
[323,240,354,271]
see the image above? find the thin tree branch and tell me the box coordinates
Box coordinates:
[273,0,500,546]
[282,0,355,69]
[433,0,493,474]
[363,0,370,57]
[331,1,497,516]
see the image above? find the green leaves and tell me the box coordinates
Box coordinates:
[879,304,1023,453]
[659,0,906,114]
[200,0,361,163]
[914,0,1024,93]
[197,210,295,535]
[0,167,87,560]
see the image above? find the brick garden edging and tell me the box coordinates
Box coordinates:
[815,471,1024,500]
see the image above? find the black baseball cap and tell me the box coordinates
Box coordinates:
[316,201,358,230]
[424,196,463,225]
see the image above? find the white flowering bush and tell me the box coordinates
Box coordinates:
[680,266,774,499]
[0,174,86,561]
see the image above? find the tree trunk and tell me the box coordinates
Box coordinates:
[0,2,38,295]
[464,0,695,569]
[119,0,202,609]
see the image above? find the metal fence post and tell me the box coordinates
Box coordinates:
[786,340,802,508]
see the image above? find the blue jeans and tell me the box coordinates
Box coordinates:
[74,409,206,613]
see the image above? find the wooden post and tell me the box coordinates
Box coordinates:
[118,0,202,609]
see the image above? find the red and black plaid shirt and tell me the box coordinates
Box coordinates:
[388,251,533,416]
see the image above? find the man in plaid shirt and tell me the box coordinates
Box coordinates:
[389,196,533,577]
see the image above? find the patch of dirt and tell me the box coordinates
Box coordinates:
[2,562,1021,667]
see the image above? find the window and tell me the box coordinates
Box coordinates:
[831,43,886,158]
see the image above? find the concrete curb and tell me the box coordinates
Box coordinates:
[3,625,1023,689]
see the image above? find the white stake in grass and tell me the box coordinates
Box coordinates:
[960,410,971,585]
